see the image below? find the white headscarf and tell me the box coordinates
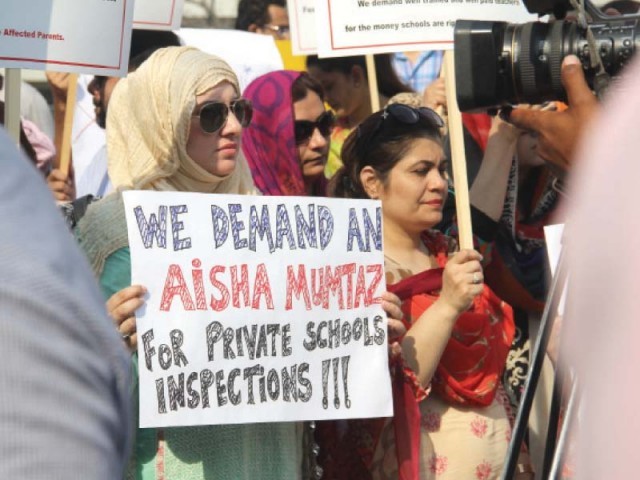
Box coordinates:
[106,46,256,194]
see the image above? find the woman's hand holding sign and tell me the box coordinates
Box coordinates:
[107,284,147,352]
[381,291,406,357]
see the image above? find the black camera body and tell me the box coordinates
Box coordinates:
[454,0,640,111]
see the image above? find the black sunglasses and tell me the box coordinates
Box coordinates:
[355,104,444,160]
[294,111,335,145]
[193,98,253,134]
[357,103,444,145]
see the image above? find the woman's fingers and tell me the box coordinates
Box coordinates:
[107,285,147,309]
[387,318,407,342]
[122,333,138,352]
[380,291,406,342]
[447,249,483,265]
[109,296,145,325]
[381,291,403,319]
[118,316,137,336]
[106,285,146,353]
[440,249,486,314]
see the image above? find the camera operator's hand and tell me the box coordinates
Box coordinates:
[502,55,599,175]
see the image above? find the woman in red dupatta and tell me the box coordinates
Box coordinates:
[321,104,521,480]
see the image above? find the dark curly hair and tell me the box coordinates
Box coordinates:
[331,108,443,199]
[291,72,324,103]
[235,0,286,31]
[306,54,412,99]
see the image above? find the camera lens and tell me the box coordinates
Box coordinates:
[509,21,578,104]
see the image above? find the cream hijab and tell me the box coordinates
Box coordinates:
[106,46,256,194]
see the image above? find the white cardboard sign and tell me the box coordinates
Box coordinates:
[134,0,185,31]
[288,0,319,56]
[124,191,393,428]
[178,29,285,92]
[316,1,537,57]
[0,0,134,76]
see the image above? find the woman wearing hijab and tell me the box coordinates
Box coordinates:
[242,70,333,197]
[76,46,305,480]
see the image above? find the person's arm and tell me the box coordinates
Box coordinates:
[502,55,599,174]
[401,249,484,387]
[469,116,520,221]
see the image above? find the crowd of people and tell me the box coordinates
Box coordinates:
[3,0,638,479]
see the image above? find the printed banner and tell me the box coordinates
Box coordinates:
[0,0,134,76]
[134,0,185,30]
[124,191,393,428]
[288,0,318,55]
[316,0,537,57]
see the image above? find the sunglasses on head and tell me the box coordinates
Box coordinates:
[357,103,444,143]
[355,104,444,158]
[380,103,444,129]
[294,111,335,145]
[193,98,253,134]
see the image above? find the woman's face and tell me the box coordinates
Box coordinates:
[186,81,242,177]
[293,90,330,180]
[370,138,448,234]
[307,66,361,119]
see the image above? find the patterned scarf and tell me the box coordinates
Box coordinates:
[389,231,515,407]
[242,70,327,196]
[485,161,559,313]
[387,231,515,480]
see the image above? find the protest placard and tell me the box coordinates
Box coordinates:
[0,0,134,76]
[288,0,318,56]
[178,29,284,91]
[123,191,393,428]
[315,1,536,57]
[134,0,185,30]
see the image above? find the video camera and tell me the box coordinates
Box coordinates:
[454,0,640,111]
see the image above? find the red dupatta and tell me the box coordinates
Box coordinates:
[386,232,515,480]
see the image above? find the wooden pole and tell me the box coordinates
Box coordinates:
[58,73,78,176]
[4,69,21,146]
[442,50,473,250]
[365,54,380,113]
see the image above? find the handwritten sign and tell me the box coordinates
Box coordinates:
[315,1,536,57]
[288,0,318,55]
[123,191,393,428]
[134,0,185,30]
[0,0,134,76]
